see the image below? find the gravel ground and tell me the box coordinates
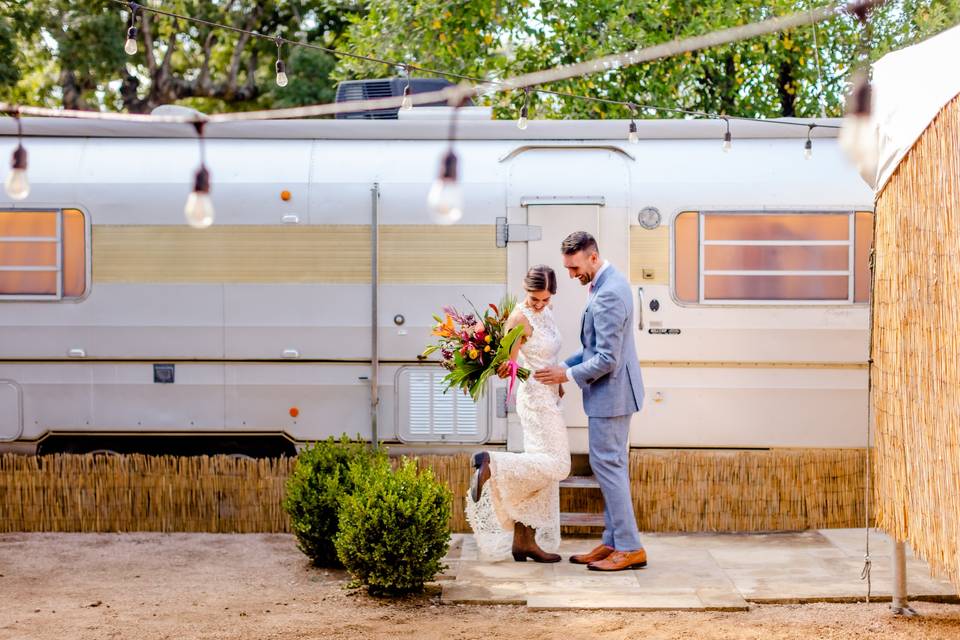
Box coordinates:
[1,532,959,640]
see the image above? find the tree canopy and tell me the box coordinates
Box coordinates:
[1,0,958,119]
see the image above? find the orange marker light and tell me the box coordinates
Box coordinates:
[289,407,299,418]
[281,190,292,201]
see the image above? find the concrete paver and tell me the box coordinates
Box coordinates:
[440,529,959,610]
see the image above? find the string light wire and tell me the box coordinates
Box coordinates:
[51,0,887,129]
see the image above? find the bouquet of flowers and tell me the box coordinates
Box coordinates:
[421,296,530,401]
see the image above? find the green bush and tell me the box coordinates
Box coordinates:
[282,435,384,567]
[335,457,452,596]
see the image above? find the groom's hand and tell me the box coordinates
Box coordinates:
[534,366,568,384]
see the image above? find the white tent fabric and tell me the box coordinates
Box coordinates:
[868,24,960,191]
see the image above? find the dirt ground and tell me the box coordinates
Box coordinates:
[1,533,959,640]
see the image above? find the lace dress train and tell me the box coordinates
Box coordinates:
[465,305,571,560]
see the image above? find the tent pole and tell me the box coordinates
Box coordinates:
[890,539,916,616]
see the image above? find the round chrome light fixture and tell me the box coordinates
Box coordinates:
[638,206,662,230]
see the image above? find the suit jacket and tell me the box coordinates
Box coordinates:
[564,265,645,418]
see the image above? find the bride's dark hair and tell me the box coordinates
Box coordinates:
[524,265,557,294]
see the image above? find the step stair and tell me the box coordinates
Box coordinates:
[559,475,601,489]
[560,512,606,527]
[559,474,604,527]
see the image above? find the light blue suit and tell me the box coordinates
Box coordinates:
[565,264,644,551]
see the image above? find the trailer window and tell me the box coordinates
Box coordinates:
[0,209,87,300]
[673,211,873,304]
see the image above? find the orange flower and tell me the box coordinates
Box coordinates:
[432,314,455,338]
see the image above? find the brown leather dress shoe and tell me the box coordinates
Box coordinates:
[569,543,614,565]
[587,548,647,571]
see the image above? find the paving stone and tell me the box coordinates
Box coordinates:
[526,592,707,611]
[695,587,751,611]
[456,561,556,582]
[441,580,547,605]
[440,530,959,610]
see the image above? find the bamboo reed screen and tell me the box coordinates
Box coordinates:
[873,94,960,594]
[1,449,868,534]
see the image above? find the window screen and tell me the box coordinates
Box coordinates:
[674,211,873,304]
[397,367,485,443]
[0,209,87,299]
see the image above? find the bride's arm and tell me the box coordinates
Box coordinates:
[497,311,531,377]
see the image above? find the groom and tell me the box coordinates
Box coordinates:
[533,231,646,571]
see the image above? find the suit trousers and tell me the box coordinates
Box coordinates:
[588,415,643,551]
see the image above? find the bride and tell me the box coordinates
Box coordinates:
[465,265,571,562]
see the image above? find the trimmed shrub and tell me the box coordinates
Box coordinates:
[335,457,452,596]
[282,435,384,567]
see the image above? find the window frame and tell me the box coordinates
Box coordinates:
[670,209,874,307]
[0,207,91,302]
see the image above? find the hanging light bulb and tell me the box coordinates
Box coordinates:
[427,150,463,224]
[275,60,288,88]
[5,112,28,200]
[274,37,288,87]
[124,26,138,55]
[517,89,530,130]
[185,121,214,228]
[628,105,639,144]
[838,4,878,178]
[401,66,413,110]
[5,145,28,200]
[124,2,140,55]
[184,166,214,228]
[721,118,732,153]
[804,125,814,160]
[838,70,877,175]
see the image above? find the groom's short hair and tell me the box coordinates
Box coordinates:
[561,231,598,256]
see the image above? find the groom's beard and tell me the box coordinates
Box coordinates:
[577,273,592,285]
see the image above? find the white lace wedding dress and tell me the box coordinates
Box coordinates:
[465,304,571,560]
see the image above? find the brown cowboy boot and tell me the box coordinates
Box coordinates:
[569,543,615,565]
[470,452,490,502]
[511,523,561,563]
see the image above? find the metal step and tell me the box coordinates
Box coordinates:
[560,512,605,527]
[559,475,601,489]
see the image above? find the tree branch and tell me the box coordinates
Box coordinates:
[159,19,178,77]
[140,11,158,76]
[197,29,217,92]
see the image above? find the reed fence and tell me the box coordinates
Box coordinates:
[873,93,960,593]
[1,448,870,535]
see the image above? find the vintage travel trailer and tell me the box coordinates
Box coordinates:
[0,109,873,456]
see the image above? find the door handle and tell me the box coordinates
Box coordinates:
[636,287,644,331]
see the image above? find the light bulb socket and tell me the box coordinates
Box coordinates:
[520,104,528,119]
[629,121,637,134]
[849,74,871,117]
[11,145,27,171]
[804,139,812,151]
[127,26,137,40]
[440,150,458,181]
[275,59,286,75]
[723,131,732,144]
[403,84,411,97]
[193,166,211,194]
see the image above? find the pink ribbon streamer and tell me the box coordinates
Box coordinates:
[505,359,520,403]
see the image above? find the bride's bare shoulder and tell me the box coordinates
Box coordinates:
[506,306,532,332]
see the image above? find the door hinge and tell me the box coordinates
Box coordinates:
[496,217,543,248]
